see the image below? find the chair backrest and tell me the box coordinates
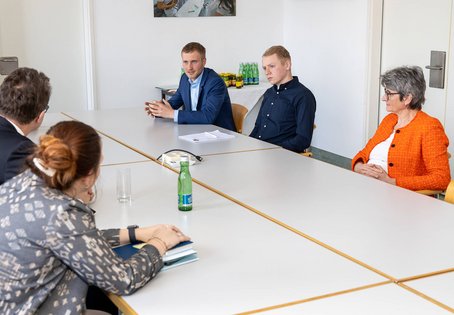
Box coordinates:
[231,103,248,133]
[416,152,451,197]
[444,180,454,204]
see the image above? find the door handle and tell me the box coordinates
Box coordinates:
[425,65,443,70]
[426,51,446,89]
[0,57,18,62]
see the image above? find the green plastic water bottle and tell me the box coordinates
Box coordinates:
[178,155,192,211]
[253,62,259,85]
[242,63,249,85]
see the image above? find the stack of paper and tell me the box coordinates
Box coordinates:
[179,130,235,143]
[161,241,199,271]
[113,240,198,271]
[159,151,197,168]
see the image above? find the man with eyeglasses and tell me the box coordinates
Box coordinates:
[352,66,450,191]
[0,67,51,185]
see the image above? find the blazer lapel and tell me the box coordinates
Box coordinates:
[197,69,208,111]
[185,79,192,111]
[196,86,204,111]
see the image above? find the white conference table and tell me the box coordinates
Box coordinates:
[57,108,454,313]
[93,162,387,314]
[156,83,270,114]
[63,107,278,158]
[28,112,149,165]
[187,148,454,280]
[259,283,452,315]
[401,271,454,310]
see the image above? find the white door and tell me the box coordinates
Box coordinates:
[380,0,452,123]
[0,0,90,112]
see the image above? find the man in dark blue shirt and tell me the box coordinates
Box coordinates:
[250,46,316,152]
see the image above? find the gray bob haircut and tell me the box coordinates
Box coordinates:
[381,66,426,110]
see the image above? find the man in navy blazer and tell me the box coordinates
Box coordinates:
[145,42,235,131]
[0,67,51,185]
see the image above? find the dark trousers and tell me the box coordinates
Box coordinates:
[86,286,118,315]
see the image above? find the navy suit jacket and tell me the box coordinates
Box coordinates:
[0,116,36,185]
[168,67,235,131]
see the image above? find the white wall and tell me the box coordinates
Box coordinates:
[1,0,373,159]
[0,0,88,112]
[283,0,371,158]
[92,0,283,109]
[93,0,370,158]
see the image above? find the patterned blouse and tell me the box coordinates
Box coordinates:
[0,170,163,314]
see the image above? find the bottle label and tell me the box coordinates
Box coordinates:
[178,194,192,206]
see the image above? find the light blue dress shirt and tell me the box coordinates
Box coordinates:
[174,70,204,122]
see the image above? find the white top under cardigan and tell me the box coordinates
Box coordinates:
[367,131,395,173]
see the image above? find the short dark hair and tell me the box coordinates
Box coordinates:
[27,121,101,191]
[0,67,51,124]
[181,42,206,59]
[263,45,291,63]
[381,66,426,110]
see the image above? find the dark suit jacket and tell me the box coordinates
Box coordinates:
[0,116,36,185]
[168,67,235,131]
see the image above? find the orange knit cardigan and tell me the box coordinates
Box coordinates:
[352,111,451,191]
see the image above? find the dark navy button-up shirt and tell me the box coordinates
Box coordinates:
[250,76,316,152]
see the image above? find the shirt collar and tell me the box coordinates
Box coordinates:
[275,76,298,91]
[2,116,25,136]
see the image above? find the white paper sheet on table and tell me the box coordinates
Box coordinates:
[178,130,235,143]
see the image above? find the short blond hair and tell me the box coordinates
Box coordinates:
[262,45,291,63]
[181,42,206,59]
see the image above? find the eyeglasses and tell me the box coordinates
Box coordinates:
[43,105,49,113]
[383,89,400,100]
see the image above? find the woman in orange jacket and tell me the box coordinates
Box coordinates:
[352,66,450,191]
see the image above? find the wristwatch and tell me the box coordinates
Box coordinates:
[127,225,139,244]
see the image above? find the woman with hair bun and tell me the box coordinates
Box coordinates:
[0,121,190,314]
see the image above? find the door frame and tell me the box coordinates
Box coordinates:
[365,0,384,140]
[83,0,97,111]
[366,0,454,139]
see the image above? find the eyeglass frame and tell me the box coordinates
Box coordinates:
[383,89,401,100]
[43,105,50,113]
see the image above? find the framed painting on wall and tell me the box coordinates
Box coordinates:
[154,0,236,17]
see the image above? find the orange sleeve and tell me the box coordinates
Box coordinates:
[396,120,451,191]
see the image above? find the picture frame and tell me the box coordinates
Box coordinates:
[154,0,236,18]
